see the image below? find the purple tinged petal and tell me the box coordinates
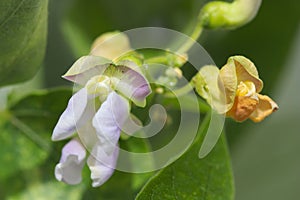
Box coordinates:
[52,88,89,141]
[114,66,151,107]
[55,139,86,185]
[92,92,129,154]
[87,142,119,187]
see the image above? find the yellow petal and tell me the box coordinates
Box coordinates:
[230,56,263,92]
[227,95,259,122]
[249,94,279,122]
[219,59,238,111]
[90,31,131,61]
[193,65,227,113]
[219,55,264,111]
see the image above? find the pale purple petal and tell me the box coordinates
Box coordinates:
[115,67,151,107]
[62,56,110,85]
[87,142,119,187]
[52,88,89,141]
[92,92,129,154]
[55,139,86,185]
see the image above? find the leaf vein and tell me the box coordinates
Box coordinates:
[0,0,26,28]
[0,0,45,83]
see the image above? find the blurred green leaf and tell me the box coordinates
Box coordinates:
[0,118,48,180]
[0,0,48,87]
[0,88,72,181]
[136,115,234,200]
[159,95,210,114]
[8,181,84,200]
[82,171,135,200]
[120,136,154,191]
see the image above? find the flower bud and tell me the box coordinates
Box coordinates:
[199,0,262,29]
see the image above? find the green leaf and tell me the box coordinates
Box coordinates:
[120,136,155,191]
[82,171,135,200]
[0,0,48,87]
[8,181,84,200]
[159,93,210,114]
[0,88,72,181]
[136,115,234,200]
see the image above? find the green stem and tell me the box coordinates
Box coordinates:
[144,20,204,65]
[176,22,203,54]
[165,83,194,98]
[145,55,170,65]
[10,116,51,152]
[0,87,12,110]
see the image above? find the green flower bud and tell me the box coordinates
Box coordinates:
[199,0,262,29]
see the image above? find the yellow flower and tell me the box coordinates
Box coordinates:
[193,56,278,122]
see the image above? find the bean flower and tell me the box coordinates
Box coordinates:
[51,32,151,187]
[193,55,278,122]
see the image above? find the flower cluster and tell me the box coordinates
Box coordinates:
[52,29,278,188]
[52,32,151,187]
[193,56,278,122]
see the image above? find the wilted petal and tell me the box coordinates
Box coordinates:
[90,31,131,61]
[249,94,279,122]
[114,66,151,107]
[55,139,86,185]
[227,96,259,122]
[219,56,264,110]
[229,56,263,92]
[62,56,110,85]
[87,142,119,187]
[52,88,89,141]
[193,65,227,113]
[219,60,238,111]
[92,92,130,154]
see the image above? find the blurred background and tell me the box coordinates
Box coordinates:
[2,0,299,199]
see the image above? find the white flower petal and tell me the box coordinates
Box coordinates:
[87,142,119,187]
[52,88,89,141]
[92,92,129,154]
[55,139,86,185]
